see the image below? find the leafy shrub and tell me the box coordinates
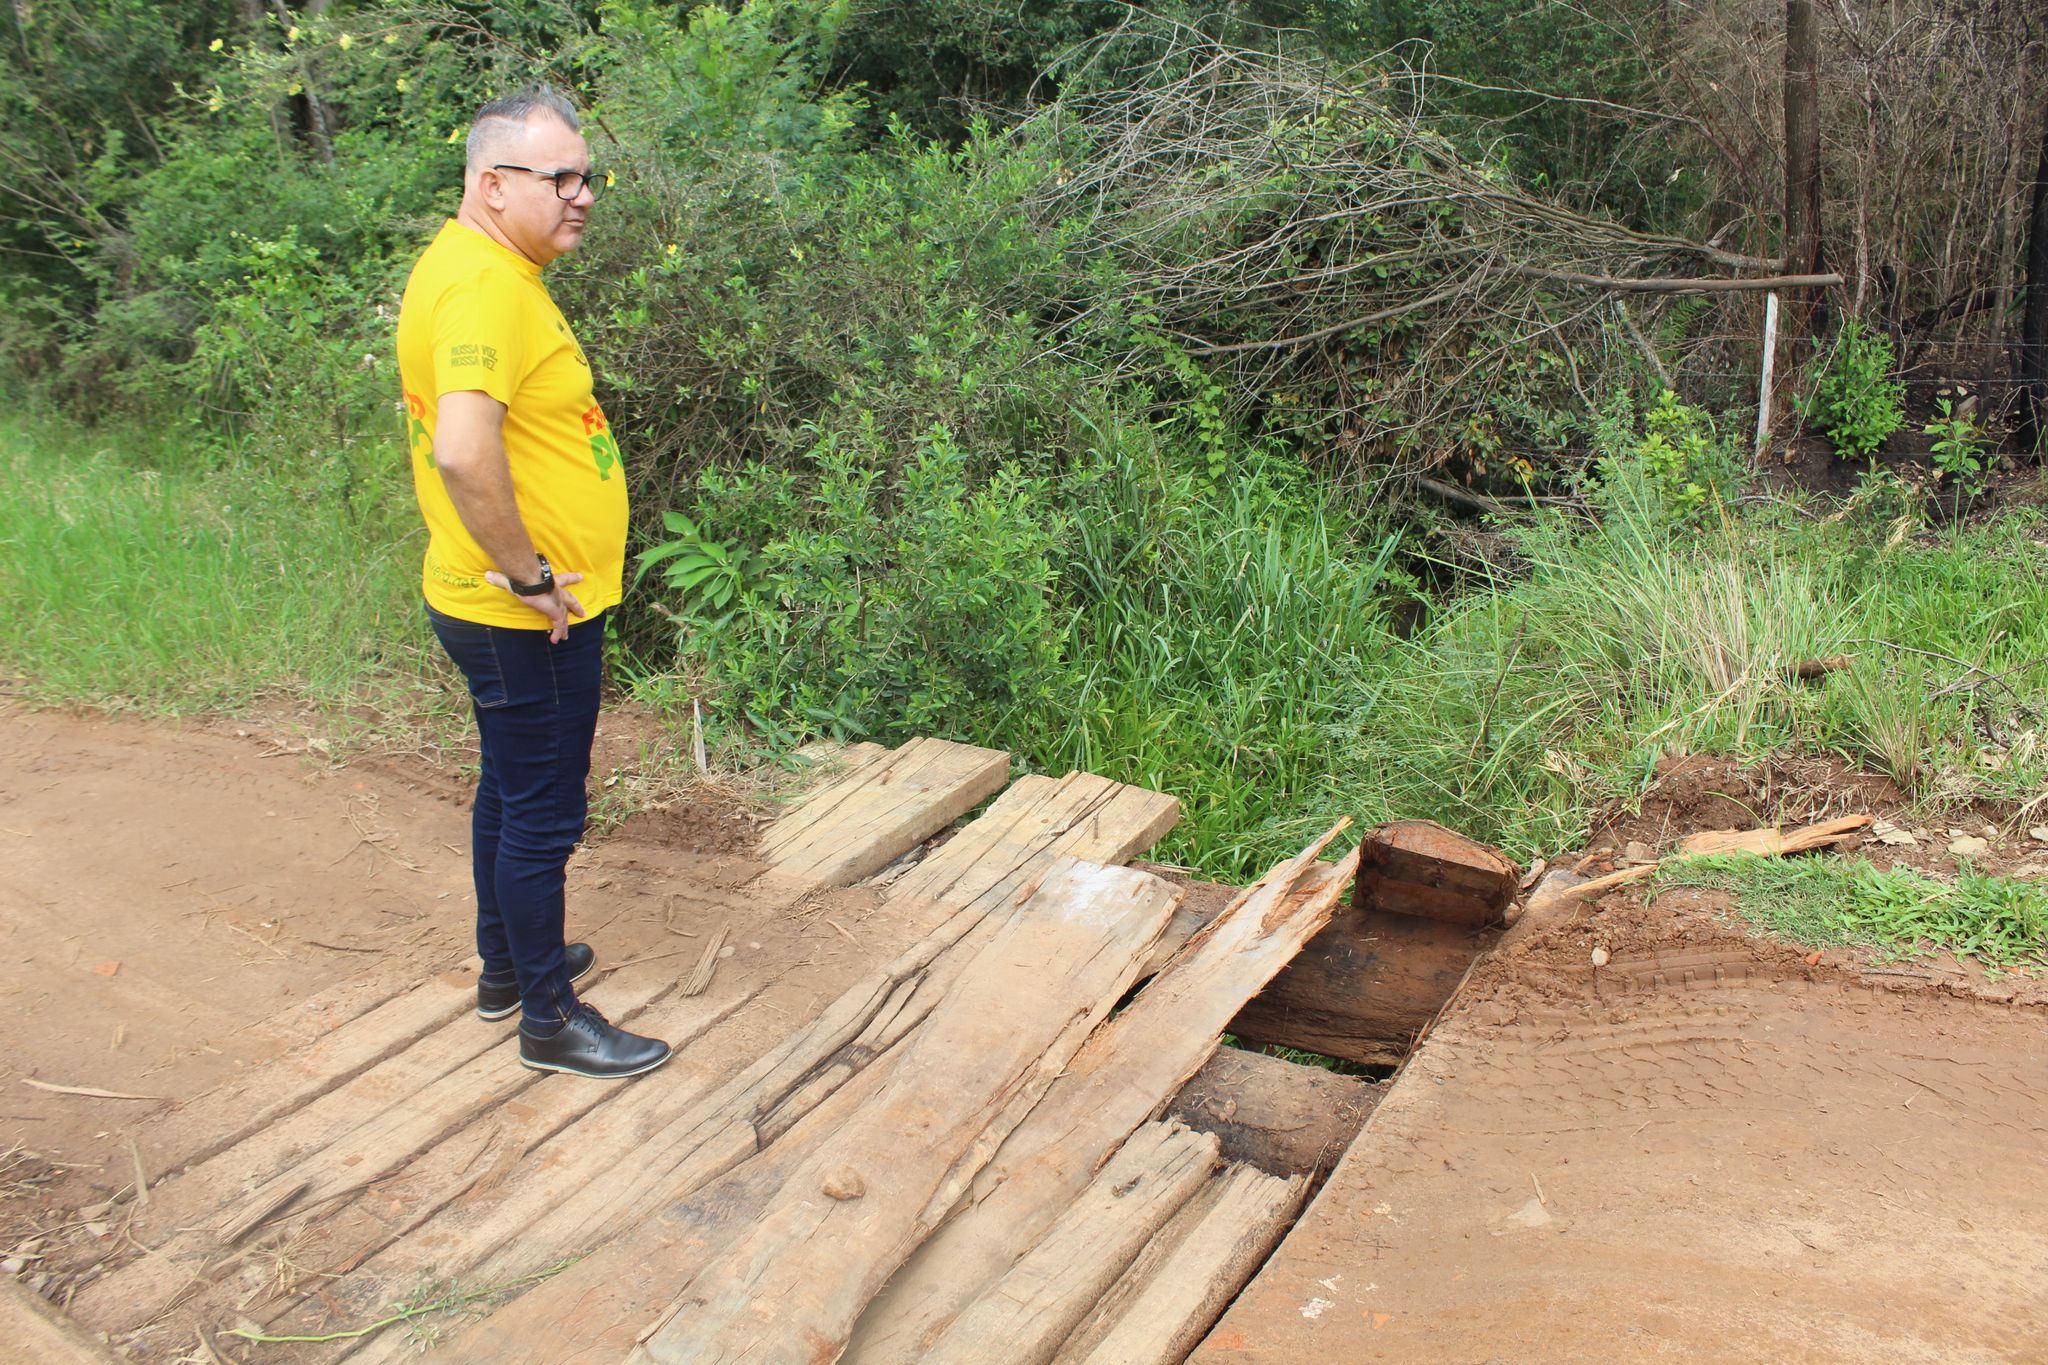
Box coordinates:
[1923,395,1990,499]
[1803,316,1905,460]
[1591,390,1743,524]
[654,424,1074,745]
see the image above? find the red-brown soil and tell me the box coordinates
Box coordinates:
[1198,877,2048,1362]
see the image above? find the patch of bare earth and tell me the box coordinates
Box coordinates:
[1198,843,2048,1362]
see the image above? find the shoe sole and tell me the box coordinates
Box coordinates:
[476,953,597,1022]
[517,1045,673,1080]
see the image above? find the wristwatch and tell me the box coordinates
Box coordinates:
[507,554,555,597]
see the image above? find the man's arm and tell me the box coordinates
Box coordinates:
[434,390,587,642]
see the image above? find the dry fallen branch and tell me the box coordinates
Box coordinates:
[1015,18,1838,489]
[22,1079,166,1102]
[682,923,730,998]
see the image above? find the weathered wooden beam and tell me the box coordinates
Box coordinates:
[1052,1163,1307,1365]
[1230,910,1500,1069]
[630,859,1184,1365]
[757,736,1011,889]
[1165,1044,1380,1178]
[1228,820,1516,1067]
[1353,819,1518,926]
[918,1123,1223,1365]
[843,826,1357,1364]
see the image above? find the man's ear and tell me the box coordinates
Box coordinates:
[475,167,507,210]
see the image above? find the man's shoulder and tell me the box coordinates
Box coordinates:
[410,237,532,293]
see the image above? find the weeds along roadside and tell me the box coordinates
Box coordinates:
[0,407,446,733]
[5,399,2044,881]
[1656,853,2048,971]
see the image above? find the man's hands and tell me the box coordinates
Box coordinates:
[482,567,587,643]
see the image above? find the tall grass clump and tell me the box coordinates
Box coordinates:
[0,411,426,710]
[1332,401,2047,856]
[1028,415,1406,875]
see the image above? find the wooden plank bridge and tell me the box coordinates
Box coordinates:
[64,740,1365,1364]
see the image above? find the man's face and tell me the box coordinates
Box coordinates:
[482,113,595,267]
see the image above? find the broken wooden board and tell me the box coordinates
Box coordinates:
[73,969,670,1332]
[757,737,1010,889]
[1353,819,1519,927]
[1676,813,1871,858]
[1229,910,1501,1068]
[1053,1163,1306,1365]
[1166,1044,1380,1178]
[843,824,1356,1363]
[629,858,1183,1365]
[918,1122,1223,1365]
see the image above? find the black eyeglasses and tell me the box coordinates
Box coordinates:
[490,164,612,202]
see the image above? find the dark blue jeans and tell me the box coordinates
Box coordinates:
[427,603,604,1028]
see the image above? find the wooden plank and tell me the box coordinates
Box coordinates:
[334,930,965,1365]
[757,737,1011,888]
[230,972,769,1344]
[843,824,1356,1364]
[1165,1045,1380,1177]
[0,1280,125,1365]
[404,1028,901,1365]
[1053,1164,1306,1365]
[917,1122,1222,1365]
[131,968,474,1181]
[347,774,1185,1364]
[1230,910,1500,1068]
[73,970,666,1333]
[888,772,1180,911]
[629,858,1182,1365]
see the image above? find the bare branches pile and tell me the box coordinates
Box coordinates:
[1019,18,1823,487]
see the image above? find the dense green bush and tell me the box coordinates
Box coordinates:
[1803,317,1906,461]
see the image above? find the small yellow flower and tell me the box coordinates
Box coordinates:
[206,90,224,112]
[287,81,302,95]
[286,24,300,40]
[337,33,353,50]
[208,37,223,51]
[395,77,409,92]
[383,32,397,44]
[665,243,678,255]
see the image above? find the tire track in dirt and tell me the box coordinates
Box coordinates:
[1199,891,2048,1363]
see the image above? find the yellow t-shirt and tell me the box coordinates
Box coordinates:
[395,219,627,628]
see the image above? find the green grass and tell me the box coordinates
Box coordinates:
[1657,852,2048,969]
[1323,485,2048,863]
[5,398,2045,889]
[0,406,433,712]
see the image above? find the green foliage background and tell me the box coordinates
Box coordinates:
[2,0,2043,886]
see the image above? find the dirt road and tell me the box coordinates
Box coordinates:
[1199,887,2048,1362]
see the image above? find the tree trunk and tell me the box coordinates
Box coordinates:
[2022,105,2048,458]
[1782,0,1824,359]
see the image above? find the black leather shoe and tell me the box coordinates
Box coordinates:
[518,1003,671,1079]
[477,943,596,1021]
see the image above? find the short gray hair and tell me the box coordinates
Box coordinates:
[465,85,582,170]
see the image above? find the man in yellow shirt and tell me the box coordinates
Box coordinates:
[396,86,668,1079]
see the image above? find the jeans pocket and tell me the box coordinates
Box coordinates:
[427,606,513,709]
